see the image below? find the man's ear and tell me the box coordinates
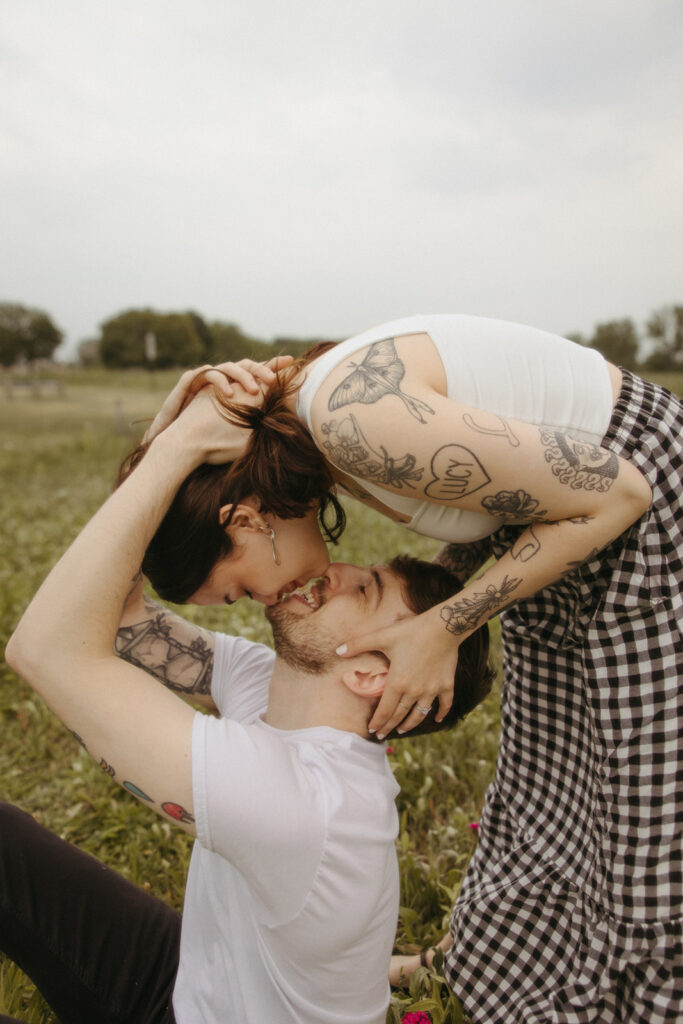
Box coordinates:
[218,500,264,531]
[340,654,389,699]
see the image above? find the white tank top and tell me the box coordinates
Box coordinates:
[297,315,614,543]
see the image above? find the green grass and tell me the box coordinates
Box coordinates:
[1,367,680,1022]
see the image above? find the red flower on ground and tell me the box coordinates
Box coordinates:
[401,1013,431,1024]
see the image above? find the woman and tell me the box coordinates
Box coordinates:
[130,315,682,1022]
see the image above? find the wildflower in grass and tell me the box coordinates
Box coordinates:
[385,745,395,754]
[469,822,479,831]
[401,1012,431,1024]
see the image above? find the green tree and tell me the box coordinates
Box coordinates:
[642,305,683,371]
[98,309,212,368]
[0,303,63,366]
[588,319,639,370]
[208,321,271,363]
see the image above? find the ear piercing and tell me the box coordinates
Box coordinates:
[260,525,281,565]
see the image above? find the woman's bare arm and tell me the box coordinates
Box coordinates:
[433,537,493,586]
[319,336,652,736]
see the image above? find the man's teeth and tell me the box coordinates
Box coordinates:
[281,579,323,609]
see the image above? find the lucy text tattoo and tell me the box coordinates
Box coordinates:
[425,444,492,500]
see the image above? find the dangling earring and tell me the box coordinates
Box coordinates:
[260,525,281,565]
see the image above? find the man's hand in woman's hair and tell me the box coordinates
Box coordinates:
[143,356,294,444]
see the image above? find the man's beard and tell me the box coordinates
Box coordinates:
[266,603,336,675]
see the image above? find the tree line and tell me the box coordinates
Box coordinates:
[1,301,682,372]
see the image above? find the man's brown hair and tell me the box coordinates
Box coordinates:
[382,555,495,739]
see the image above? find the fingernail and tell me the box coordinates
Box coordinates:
[396,729,405,735]
[336,644,347,656]
[368,727,376,734]
[376,733,385,741]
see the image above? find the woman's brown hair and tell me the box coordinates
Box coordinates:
[117,344,345,603]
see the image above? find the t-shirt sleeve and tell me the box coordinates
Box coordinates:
[192,713,326,922]
[210,632,275,720]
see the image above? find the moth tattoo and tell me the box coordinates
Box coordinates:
[320,415,424,489]
[328,339,435,424]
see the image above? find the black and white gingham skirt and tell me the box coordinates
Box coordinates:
[445,371,683,1023]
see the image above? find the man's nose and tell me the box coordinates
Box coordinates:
[324,563,361,594]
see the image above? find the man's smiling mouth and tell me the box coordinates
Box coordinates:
[279,578,325,611]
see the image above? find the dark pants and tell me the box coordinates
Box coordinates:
[0,803,181,1024]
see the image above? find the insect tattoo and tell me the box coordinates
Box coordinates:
[327,339,435,424]
[539,430,619,491]
[463,411,520,447]
[480,489,549,522]
[320,414,424,489]
[425,444,491,500]
[440,575,523,635]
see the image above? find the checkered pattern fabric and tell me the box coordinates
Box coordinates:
[445,371,683,1023]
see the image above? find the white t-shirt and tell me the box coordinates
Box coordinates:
[172,633,400,1024]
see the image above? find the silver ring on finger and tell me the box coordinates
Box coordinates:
[417,703,432,716]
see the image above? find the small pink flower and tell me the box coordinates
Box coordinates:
[469,822,479,831]
[385,745,395,754]
[401,1012,431,1024]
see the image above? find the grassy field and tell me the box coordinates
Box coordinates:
[1,367,680,1023]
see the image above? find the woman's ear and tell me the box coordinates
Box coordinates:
[218,501,264,531]
[340,654,389,699]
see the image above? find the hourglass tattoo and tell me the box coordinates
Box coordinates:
[320,414,424,489]
[328,339,435,424]
[115,598,214,698]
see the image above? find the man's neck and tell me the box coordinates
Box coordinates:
[264,662,369,738]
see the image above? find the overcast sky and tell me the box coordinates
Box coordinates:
[2,0,682,360]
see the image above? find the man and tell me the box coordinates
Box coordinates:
[3,390,490,1023]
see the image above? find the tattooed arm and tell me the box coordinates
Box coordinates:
[433,537,493,586]
[116,579,217,711]
[6,389,252,835]
[319,336,652,736]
